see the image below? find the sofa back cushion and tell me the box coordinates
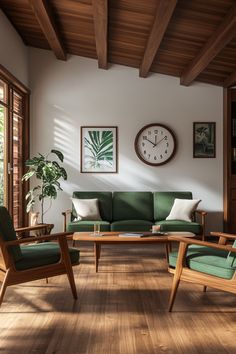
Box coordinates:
[154,191,193,221]
[112,192,153,221]
[72,192,112,222]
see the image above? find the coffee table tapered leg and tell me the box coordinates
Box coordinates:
[94,243,100,272]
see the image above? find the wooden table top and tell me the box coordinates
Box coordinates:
[73,231,195,243]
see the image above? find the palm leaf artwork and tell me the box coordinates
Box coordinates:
[84,130,114,170]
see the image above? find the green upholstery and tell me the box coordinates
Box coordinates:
[111,220,153,232]
[68,191,203,235]
[72,191,112,221]
[154,191,192,221]
[156,220,202,235]
[112,192,153,221]
[226,240,236,267]
[15,242,80,271]
[169,245,235,279]
[0,206,22,261]
[67,220,110,232]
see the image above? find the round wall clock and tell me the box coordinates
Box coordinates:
[134,123,176,166]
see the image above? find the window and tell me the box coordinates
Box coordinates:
[0,66,30,227]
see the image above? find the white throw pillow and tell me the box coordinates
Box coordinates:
[72,198,102,221]
[166,198,201,222]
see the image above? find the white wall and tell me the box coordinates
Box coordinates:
[0,10,28,85]
[29,47,223,233]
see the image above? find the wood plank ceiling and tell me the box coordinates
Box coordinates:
[1,0,236,87]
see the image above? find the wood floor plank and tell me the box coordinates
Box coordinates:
[0,244,236,353]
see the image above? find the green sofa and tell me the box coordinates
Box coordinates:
[63,191,206,238]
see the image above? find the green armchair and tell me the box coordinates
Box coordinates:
[168,232,236,311]
[0,206,80,307]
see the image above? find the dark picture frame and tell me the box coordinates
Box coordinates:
[80,126,118,173]
[193,122,216,158]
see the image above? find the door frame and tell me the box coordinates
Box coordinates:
[0,64,30,227]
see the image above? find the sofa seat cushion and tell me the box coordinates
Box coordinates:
[15,242,80,271]
[111,220,153,232]
[67,220,110,232]
[112,192,153,221]
[156,220,202,235]
[169,245,234,279]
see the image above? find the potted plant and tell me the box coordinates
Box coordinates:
[22,149,67,223]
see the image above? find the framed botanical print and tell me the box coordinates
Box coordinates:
[80,126,118,173]
[193,122,216,158]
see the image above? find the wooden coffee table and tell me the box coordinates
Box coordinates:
[73,231,195,272]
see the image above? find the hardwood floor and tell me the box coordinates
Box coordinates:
[0,243,236,354]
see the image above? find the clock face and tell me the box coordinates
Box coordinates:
[134,124,176,166]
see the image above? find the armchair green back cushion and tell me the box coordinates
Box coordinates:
[0,206,22,261]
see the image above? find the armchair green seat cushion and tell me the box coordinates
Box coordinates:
[0,206,22,261]
[15,242,80,271]
[169,244,235,279]
[156,220,202,234]
[67,220,110,233]
[111,220,153,232]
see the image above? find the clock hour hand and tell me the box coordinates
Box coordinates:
[153,136,166,147]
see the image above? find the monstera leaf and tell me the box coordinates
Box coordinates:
[84,130,113,168]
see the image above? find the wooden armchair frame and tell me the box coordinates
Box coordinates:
[0,224,78,306]
[16,223,54,238]
[168,232,236,312]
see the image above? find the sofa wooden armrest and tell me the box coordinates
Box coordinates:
[62,210,72,232]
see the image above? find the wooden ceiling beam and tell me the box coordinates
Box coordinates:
[224,70,236,88]
[92,0,108,69]
[139,0,177,78]
[28,0,66,61]
[181,4,236,86]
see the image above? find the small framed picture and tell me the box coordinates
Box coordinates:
[193,122,216,158]
[81,126,118,173]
